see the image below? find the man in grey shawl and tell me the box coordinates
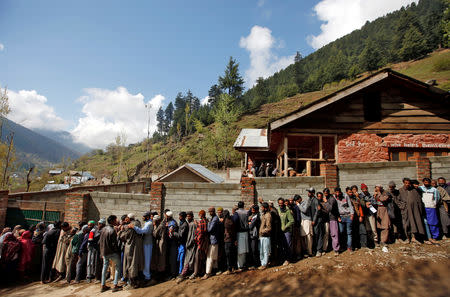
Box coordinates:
[119,214,144,289]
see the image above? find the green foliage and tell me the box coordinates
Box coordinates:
[218,57,245,100]
[432,54,450,71]
[242,0,446,109]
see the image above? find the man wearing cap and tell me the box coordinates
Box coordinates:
[203,207,219,279]
[190,210,208,279]
[300,188,314,257]
[87,219,105,283]
[174,212,188,277]
[359,184,378,245]
[165,211,179,279]
[420,178,441,241]
[323,188,340,256]
[374,185,392,248]
[132,211,153,285]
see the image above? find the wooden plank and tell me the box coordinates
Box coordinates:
[381,109,446,116]
[365,122,450,130]
[270,72,389,130]
[381,103,439,109]
[284,137,288,177]
[306,161,312,177]
[334,135,338,163]
[381,116,449,123]
[335,116,365,123]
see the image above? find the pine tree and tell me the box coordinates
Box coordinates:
[164,102,174,134]
[294,51,303,63]
[359,40,382,71]
[218,57,245,100]
[208,84,222,107]
[399,24,428,61]
[156,107,165,134]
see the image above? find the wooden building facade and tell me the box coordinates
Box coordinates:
[234,69,450,176]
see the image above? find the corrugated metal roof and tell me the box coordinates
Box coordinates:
[42,184,70,191]
[186,164,224,183]
[233,128,268,148]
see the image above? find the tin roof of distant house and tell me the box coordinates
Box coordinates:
[233,128,269,151]
[157,163,224,183]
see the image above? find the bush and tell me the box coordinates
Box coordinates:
[432,56,450,71]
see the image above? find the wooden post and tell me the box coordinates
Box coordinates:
[319,135,323,160]
[244,152,248,170]
[42,202,47,222]
[284,136,288,177]
[306,160,312,176]
[334,135,338,163]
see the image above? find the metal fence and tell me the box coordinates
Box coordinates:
[5,200,64,228]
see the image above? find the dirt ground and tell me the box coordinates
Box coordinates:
[1,240,450,297]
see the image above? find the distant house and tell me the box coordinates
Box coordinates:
[157,163,224,183]
[42,183,70,191]
[65,171,95,185]
[48,169,64,175]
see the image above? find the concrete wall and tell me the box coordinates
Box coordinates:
[254,176,325,201]
[9,182,146,203]
[337,161,416,190]
[429,156,450,179]
[88,191,150,220]
[163,182,241,218]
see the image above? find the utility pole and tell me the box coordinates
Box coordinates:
[145,103,152,174]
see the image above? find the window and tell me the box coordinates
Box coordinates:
[363,92,381,122]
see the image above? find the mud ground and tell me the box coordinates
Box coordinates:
[1,239,449,297]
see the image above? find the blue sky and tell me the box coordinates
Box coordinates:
[0,0,416,148]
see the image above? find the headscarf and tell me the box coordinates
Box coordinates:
[1,233,21,262]
[18,231,34,271]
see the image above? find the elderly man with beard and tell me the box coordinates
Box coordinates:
[132,211,153,285]
[374,185,392,250]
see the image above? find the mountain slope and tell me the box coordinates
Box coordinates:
[33,129,92,154]
[1,118,81,169]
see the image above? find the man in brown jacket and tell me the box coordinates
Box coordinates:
[374,185,392,249]
[259,202,272,269]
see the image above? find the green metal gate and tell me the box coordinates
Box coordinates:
[5,201,63,229]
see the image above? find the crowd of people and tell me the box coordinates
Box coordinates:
[0,176,448,293]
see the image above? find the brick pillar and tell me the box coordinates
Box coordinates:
[150,182,164,214]
[0,190,9,229]
[320,163,338,192]
[241,177,256,207]
[65,193,89,227]
[416,157,431,181]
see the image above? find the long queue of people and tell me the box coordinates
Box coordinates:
[0,176,448,293]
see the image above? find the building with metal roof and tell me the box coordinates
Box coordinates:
[156,163,224,183]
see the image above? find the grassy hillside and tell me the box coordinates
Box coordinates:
[71,49,450,181]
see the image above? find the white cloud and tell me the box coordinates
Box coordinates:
[240,25,294,87]
[201,96,210,106]
[257,0,265,7]
[8,89,67,130]
[0,43,4,51]
[308,0,418,49]
[71,87,164,149]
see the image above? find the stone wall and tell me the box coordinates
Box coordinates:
[254,176,325,201]
[429,156,450,179]
[88,192,151,220]
[163,182,241,218]
[338,161,417,190]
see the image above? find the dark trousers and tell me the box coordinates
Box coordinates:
[193,247,206,276]
[75,253,88,282]
[66,255,78,282]
[40,247,56,282]
[250,238,260,267]
[224,242,236,271]
[314,222,325,253]
[352,220,368,248]
[168,242,178,277]
[281,232,292,262]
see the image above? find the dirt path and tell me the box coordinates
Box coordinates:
[2,240,450,297]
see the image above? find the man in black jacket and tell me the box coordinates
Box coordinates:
[41,221,61,284]
[99,215,122,293]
